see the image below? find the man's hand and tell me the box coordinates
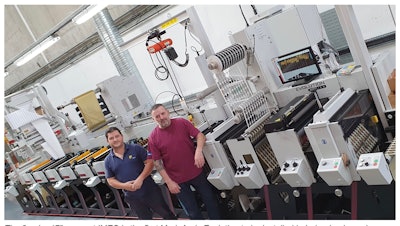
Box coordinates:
[166,180,181,194]
[131,178,143,191]
[124,180,136,191]
[194,149,205,168]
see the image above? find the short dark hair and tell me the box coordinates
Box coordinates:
[150,103,166,112]
[105,126,122,139]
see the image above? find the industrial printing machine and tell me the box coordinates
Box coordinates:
[5,5,395,220]
[6,86,394,220]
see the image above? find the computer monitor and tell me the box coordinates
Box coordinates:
[275,46,322,86]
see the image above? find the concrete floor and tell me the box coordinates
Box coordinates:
[3,196,108,220]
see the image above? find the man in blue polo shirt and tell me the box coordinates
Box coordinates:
[104,126,176,220]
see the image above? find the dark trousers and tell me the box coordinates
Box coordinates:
[176,172,221,219]
[125,185,176,220]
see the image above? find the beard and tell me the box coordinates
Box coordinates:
[159,118,171,128]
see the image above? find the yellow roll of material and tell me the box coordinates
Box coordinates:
[74,90,106,131]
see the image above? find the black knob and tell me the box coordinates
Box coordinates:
[284,162,290,168]
[292,162,298,167]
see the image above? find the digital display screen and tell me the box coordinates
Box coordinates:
[276,47,322,85]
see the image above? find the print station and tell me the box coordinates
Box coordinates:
[4,5,396,220]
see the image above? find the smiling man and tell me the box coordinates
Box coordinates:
[104,126,176,220]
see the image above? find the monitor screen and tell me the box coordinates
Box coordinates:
[275,46,322,85]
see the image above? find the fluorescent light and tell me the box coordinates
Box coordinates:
[14,35,61,67]
[72,4,108,25]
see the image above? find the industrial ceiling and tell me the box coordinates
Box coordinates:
[4,5,171,96]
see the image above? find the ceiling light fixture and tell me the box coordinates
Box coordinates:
[72,4,108,25]
[14,35,61,67]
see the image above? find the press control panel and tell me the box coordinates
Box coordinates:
[234,164,264,189]
[208,167,236,190]
[317,157,352,186]
[280,158,314,187]
[356,152,392,185]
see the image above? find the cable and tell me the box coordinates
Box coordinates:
[165,54,185,98]
[171,93,186,116]
[148,54,169,81]
[147,39,184,99]
[154,66,169,81]
[183,21,189,54]
[172,53,189,67]
[154,91,185,116]
[239,5,249,27]
[147,39,171,81]
[172,20,190,67]
[187,25,203,56]
[154,90,179,103]
[146,22,193,108]
[251,5,258,15]
[388,5,396,26]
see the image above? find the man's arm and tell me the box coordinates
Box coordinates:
[107,177,134,191]
[194,132,206,168]
[131,159,154,190]
[105,157,135,191]
[154,159,181,194]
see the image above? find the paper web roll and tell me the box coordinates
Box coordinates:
[207,44,246,73]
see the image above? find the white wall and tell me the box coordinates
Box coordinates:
[317,5,396,39]
[353,5,395,40]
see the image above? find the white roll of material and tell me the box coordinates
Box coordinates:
[207,44,246,73]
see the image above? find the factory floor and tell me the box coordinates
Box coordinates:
[3,196,112,220]
[3,195,184,221]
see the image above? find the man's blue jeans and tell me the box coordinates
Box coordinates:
[176,172,221,219]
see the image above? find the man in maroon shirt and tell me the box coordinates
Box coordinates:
[148,104,221,219]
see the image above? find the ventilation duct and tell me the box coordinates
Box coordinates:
[93,8,151,99]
